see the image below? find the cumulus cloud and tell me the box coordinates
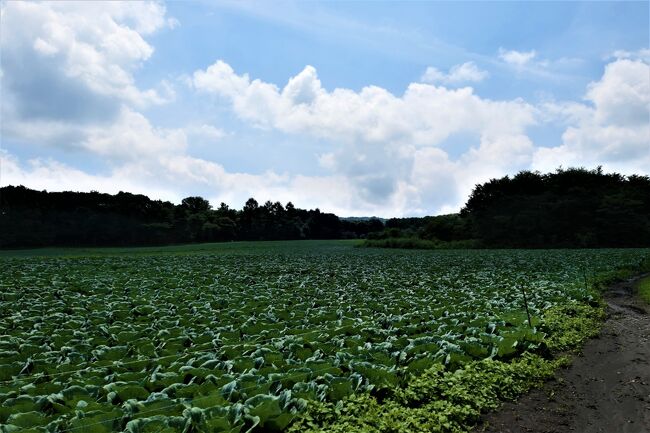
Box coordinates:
[498,48,537,66]
[192,60,535,145]
[533,56,650,174]
[1,105,190,163]
[0,0,175,130]
[82,108,189,161]
[191,59,540,213]
[191,56,650,215]
[0,1,191,192]
[421,62,489,84]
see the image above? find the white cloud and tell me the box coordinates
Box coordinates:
[0,150,181,203]
[1,147,371,216]
[0,98,503,217]
[585,58,649,126]
[191,57,650,215]
[0,0,175,128]
[610,48,650,63]
[193,60,535,146]
[282,65,324,104]
[192,60,539,214]
[82,107,189,160]
[1,105,189,163]
[533,57,650,174]
[497,48,581,81]
[421,62,489,84]
[0,1,186,187]
[499,48,537,66]
[186,124,227,142]
[33,37,59,56]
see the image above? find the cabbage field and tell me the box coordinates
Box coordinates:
[1,241,648,433]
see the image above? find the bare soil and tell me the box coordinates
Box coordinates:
[478,274,650,433]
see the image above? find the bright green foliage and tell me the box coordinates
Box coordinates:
[0,241,648,432]
[287,353,568,433]
[541,303,606,352]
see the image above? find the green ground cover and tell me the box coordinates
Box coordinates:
[637,275,650,304]
[1,241,648,432]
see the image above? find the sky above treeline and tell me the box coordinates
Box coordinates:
[1,1,649,217]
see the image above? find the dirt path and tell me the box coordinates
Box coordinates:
[478,275,650,433]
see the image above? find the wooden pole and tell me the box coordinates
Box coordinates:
[521,285,533,328]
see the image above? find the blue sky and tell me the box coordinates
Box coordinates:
[1,1,649,216]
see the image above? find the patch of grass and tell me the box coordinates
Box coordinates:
[541,302,606,352]
[637,276,650,304]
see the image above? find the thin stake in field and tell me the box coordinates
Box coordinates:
[520,284,533,329]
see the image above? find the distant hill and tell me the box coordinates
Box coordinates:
[340,216,387,223]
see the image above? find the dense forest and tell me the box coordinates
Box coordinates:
[373,167,650,248]
[0,187,383,248]
[2,167,649,249]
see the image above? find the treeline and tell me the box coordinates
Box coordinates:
[463,167,650,247]
[370,167,650,248]
[3,167,649,249]
[0,186,383,248]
